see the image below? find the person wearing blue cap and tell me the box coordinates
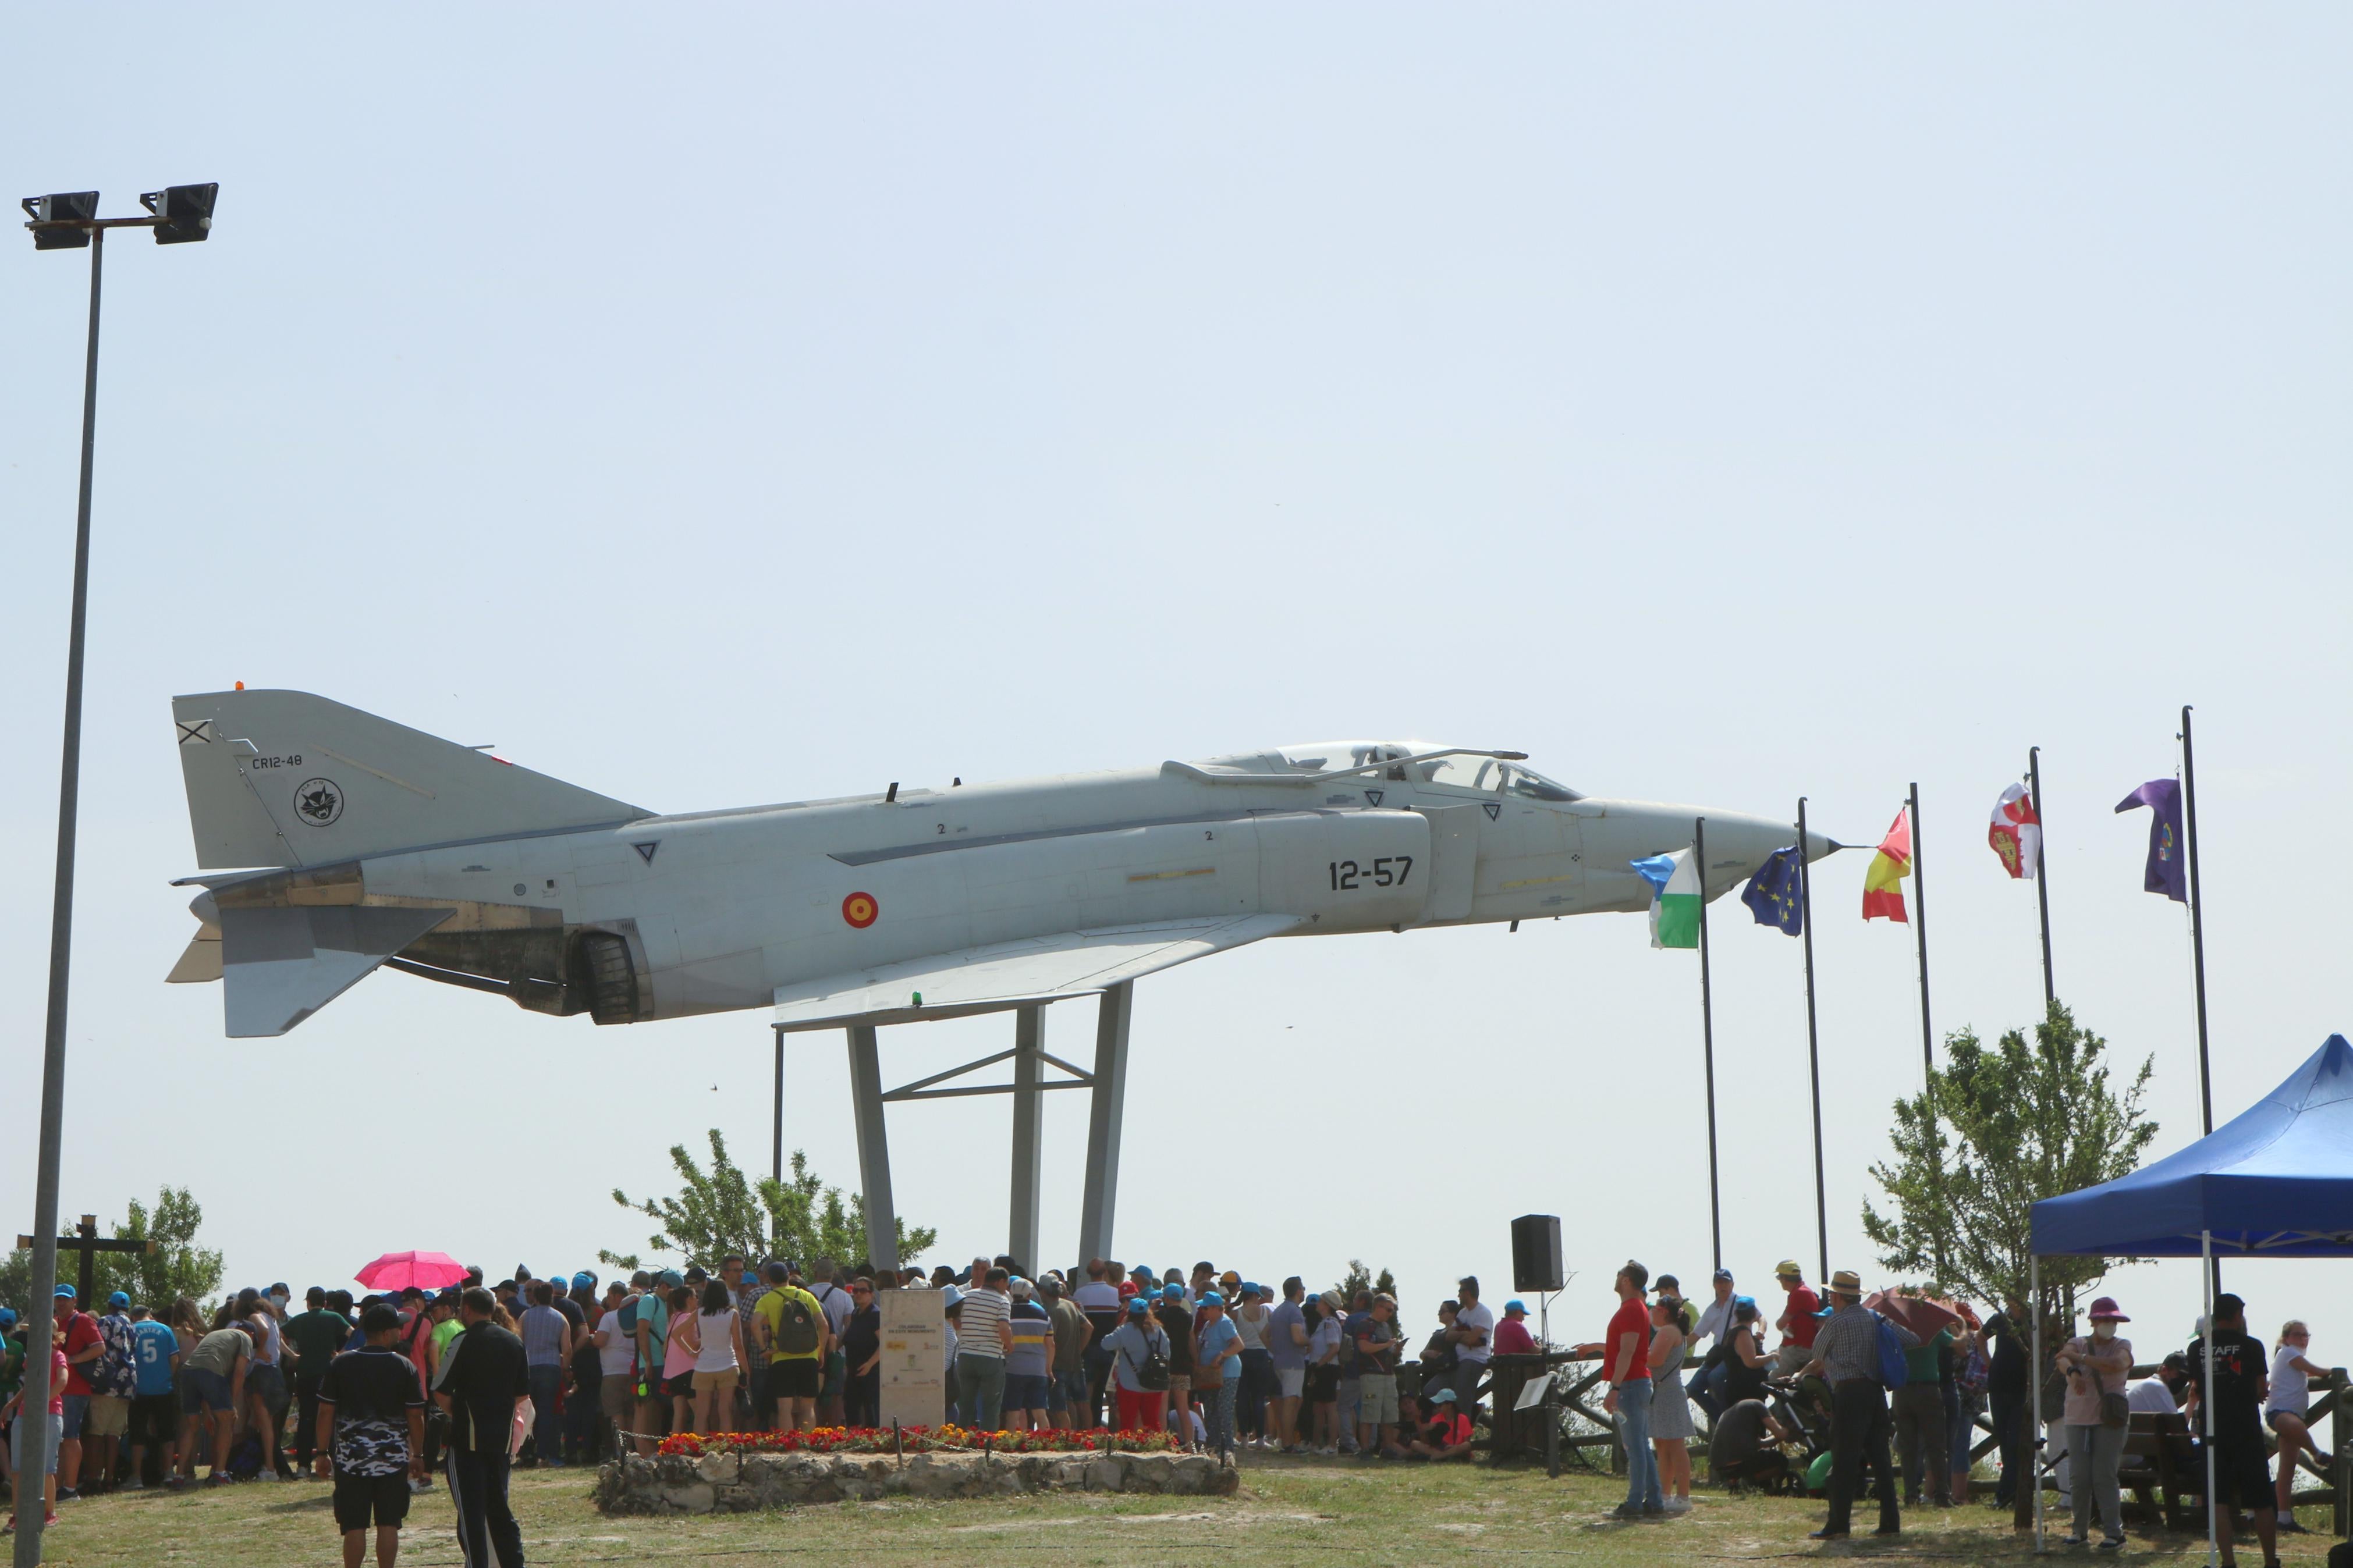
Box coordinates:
[1194,1291,1243,1459]
[50,1284,101,1500]
[1495,1300,1539,1356]
[1104,1297,1170,1434]
[77,1289,138,1491]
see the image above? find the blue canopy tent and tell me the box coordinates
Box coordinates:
[2029,1033,2353,1558]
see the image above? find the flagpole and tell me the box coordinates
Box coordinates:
[1695,815,1722,1274]
[2028,746,2054,1011]
[1909,781,1934,1087]
[2181,706,2218,1299]
[1909,781,1946,1282]
[1797,796,1827,1283]
[2178,709,2213,1138]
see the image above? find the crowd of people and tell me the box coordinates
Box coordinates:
[0,1249,2329,1565]
[1573,1258,2326,1565]
[594,1254,1501,1467]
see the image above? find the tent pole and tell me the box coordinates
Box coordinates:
[2032,1251,2044,1553]
[2203,1229,2217,1568]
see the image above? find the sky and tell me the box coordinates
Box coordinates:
[3,5,2348,1370]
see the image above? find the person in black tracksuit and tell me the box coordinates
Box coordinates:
[433,1289,531,1568]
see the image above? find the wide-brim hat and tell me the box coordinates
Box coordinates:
[1828,1269,1864,1295]
[2087,1297,2130,1322]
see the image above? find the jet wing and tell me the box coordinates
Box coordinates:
[771,913,1303,1032]
[212,905,456,1037]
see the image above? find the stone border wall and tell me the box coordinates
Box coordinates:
[597,1449,1238,1513]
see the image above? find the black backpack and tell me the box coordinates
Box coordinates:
[1122,1330,1170,1392]
[773,1292,822,1356]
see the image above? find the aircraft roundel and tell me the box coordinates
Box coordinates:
[842,891,879,929]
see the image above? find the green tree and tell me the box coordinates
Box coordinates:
[97,1187,226,1308]
[0,1187,223,1313]
[602,1132,934,1275]
[1862,1001,2157,1325]
[1333,1260,1396,1302]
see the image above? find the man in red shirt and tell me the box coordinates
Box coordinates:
[1773,1261,1823,1379]
[1575,1261,1660,1520]
[53,1286,102,1499]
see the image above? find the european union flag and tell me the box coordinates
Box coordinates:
[1741,846,1804,936]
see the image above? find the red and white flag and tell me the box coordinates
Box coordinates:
[1987,783,2041,880]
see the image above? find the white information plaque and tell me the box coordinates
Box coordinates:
[877,1286,946,1431]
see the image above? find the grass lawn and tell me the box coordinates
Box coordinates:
[17,1455,2343,1566]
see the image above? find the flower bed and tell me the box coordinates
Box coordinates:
[655,1425,1179,1459]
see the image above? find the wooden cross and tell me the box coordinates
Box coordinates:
[16,1214,158,1307]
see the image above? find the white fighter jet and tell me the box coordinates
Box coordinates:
[169,689,1830,1039]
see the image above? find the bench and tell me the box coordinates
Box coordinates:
[2116,1411,2202,1531]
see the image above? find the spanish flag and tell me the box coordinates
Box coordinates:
[1861,806,1912,922]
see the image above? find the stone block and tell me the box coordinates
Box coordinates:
[659,1481,716,1513]
[895,1457,964,1500]
[1169,1455,1216,1493]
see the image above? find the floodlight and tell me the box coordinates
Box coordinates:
[139,183,218,244]
[20,190,98,250]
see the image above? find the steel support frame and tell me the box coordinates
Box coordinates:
[831,987,1133,1278]
[1078,982,1133,1266]
[1009,1005,1045,1270]
[846,1025,899,1272]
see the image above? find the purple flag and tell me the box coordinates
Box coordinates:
[2114,778,2188,902]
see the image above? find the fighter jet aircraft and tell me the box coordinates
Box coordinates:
[168,689,1832,1040]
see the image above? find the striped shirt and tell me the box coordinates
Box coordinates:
[954,1288,1011,1360]
[1809,1302,1917,1384]
[519,1304,570,1368]
[1006,1302,1051,1376]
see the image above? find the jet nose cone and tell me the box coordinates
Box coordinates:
[1804,828,1841,863]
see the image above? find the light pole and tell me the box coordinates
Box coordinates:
[15,182,215,1568]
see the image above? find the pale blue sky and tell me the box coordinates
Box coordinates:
[4,6,2348,1361]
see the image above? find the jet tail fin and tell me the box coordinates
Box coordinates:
[218,905,454,1036]
[172,689,650,869]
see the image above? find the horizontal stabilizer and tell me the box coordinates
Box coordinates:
[771,913,1301,1032]
[220,905,455,1037]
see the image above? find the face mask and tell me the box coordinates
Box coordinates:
[2092,1322,2116,1341]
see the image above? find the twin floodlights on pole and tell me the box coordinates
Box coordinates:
[16,180,217,1568]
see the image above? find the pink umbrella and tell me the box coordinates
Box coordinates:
[355,1251,468,1292]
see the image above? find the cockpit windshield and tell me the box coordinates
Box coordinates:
[1415,752,1581,801]
[1272,741,1581,801]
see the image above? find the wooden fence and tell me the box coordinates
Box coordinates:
[1474,1352,2352,1535]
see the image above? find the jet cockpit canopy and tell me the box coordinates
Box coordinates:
[1265,740,1582,802]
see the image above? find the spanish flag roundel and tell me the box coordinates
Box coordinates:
[842,891,879,929]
